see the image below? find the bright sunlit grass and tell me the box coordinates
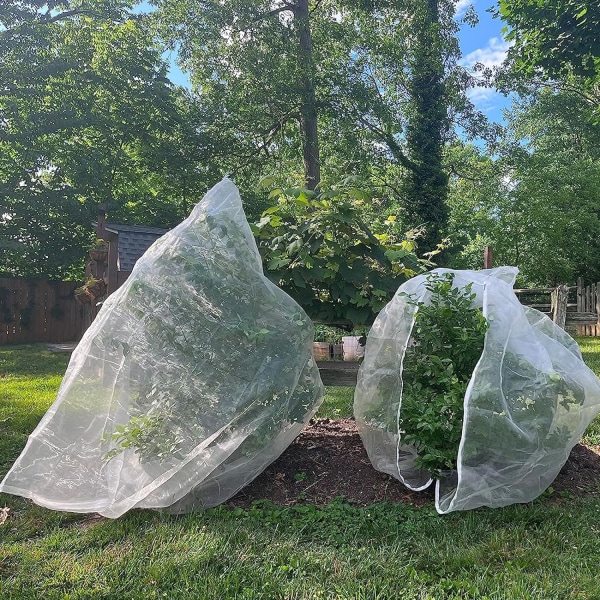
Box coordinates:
[576,336,600,445]
[317,385,354,419]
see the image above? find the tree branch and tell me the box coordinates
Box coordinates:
[44,8,101,24]
[535,79,600,108]
[0,6,104,37]
[358,115,417,173]
[443,163,482,182]
[309,0,326,15]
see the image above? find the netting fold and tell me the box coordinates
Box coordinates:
[0,178,324,518]
[354,267,600,513]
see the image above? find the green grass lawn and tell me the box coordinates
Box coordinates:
[1,341,600,599]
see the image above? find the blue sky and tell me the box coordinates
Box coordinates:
[159,1,512,125]
[456,0,512,124]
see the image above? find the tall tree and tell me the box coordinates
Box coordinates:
[152,0,326,189]
[153,0,479,240]
[296,0,320,189]
[0,2,211,278]
[446,89,600,286]
[403,0,452,255]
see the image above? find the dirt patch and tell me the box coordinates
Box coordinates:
[551,443,600,497]
[230,418,600,508]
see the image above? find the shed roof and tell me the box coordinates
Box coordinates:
[105,223,169,272]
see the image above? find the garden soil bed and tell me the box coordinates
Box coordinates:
[230,418,600,508]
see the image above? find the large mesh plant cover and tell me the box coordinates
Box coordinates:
[0,178,324,518]
[354,267,600,514]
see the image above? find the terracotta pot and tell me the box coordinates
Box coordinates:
[312,342,330,360]
[75,288,93,305]
[74,279,107,305]
[87,279,107,298]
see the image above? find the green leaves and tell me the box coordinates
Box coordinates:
[0,2,213,278]
[499,0,600,87]
[254,181,429,327]
[400,272,489,478]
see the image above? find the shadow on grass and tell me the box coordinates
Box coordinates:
[0,345,70,378]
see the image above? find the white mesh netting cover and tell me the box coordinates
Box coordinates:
[354,267,600,514]
[0,178,324,517]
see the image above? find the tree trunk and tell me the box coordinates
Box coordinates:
[295,0,320,190]
[405,0,449,257]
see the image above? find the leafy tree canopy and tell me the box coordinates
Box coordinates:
[0,1,213,279]
[447,87,600,286]
[151,0,492,254]
[498,0,600,81]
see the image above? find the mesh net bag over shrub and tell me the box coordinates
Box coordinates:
[0,178,324,518]
[354,267,600,514]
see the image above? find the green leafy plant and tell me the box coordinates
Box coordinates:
[399,273,489,478]
[397,273,586,480]
[104,410,185,462]
[74,276,107,304]
[313,325,345,344]
[89,238,108,250]
[100,203,321,466]
[463,349,586,469]
[253,180,433,328]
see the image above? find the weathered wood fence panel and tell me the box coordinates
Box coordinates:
[0,278,86,345]
[316,361,360,386]
[576,278,600,336]
[514,281,599,335]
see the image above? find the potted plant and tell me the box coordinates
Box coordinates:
[89,239,109,264]
[313,325,332,360]
[74,276,107,305]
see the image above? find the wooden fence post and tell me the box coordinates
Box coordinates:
[484,246,493,269]
[577,277,584,335]
[551,285,568,330]
[596,282,600,337]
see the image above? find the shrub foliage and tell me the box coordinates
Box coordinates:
[400,273,489,477]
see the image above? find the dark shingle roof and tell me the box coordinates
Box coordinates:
[105,224,169,272]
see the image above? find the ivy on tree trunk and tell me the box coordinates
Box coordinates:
[405,0,450,257]
[295,0,320,190]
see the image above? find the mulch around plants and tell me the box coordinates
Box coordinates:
[42,344,600,509]
[229,418,600,509]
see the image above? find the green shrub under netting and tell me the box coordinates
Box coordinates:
[355,267,600,513]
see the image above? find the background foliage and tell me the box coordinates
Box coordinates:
[1,0,600,290]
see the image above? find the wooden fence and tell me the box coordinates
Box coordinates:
[3,273,600,350]
[576,278,600,336]
[0,278,87,345]
[514,281,599,335]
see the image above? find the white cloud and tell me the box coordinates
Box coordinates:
[454,0,472,19]
[461,37,511,70]
[465,84,506,116]
[459,37,513,118]
[466,87,497,105]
